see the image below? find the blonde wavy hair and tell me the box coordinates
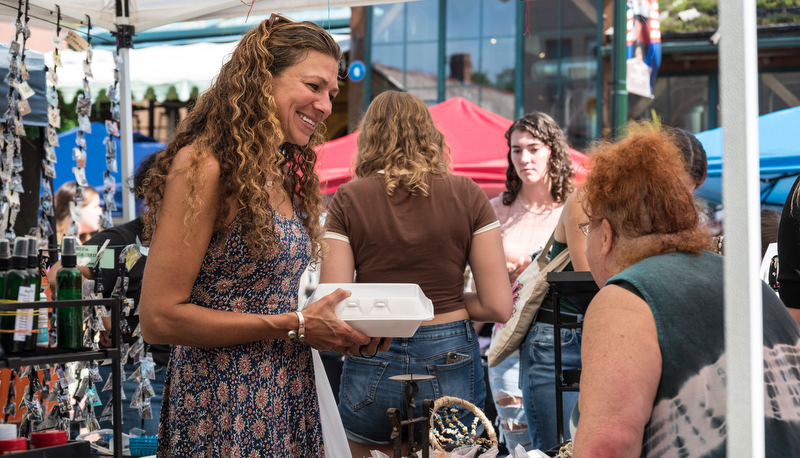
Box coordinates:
[581,122,711,267]
[354,91,450,196]
[142,18,342,262]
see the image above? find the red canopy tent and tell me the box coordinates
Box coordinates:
[315,97,589,197]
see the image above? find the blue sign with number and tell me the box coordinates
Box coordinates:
[348,60,366,82]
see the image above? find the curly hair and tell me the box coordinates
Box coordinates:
[581,122,710,267]
[501,111,574,206]
[141,18,342,263]
[354,91,450,196]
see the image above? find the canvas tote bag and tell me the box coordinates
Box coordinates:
[487,233,571,368]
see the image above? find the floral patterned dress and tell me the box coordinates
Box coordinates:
[157,211,322,457]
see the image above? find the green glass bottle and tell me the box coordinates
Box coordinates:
[56,236,84,349]
[24,236,41,351]
[0,239,12,354]
[3,238,31,354]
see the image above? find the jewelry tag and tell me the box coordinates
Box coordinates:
[46,87,59,107]
[72,147,86,167]
[65,30,90,52]
[72,166,88,187]
[121,244,143,271]
[47,105,60,127]
[40,183,54,212]
[76,95,91,115]
[51,51,62,69]
[105,120,119,136]
[17,81,34,100]
[20,62,28,80]
[86,385,102,407]
[76,130,86,148]
[44,143,57,162]
[47,126,59,146]
[9,41,20,56]
[17,99,31,117]
[14,118,25,136]
[78,114,91,132]
[82,59,93,78]
[103,190,116,211]
[103,136,116,155]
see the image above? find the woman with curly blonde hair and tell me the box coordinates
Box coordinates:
[139,16,374,456]
[320,91,512,457]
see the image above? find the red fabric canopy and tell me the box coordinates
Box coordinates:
[315,97,589,197]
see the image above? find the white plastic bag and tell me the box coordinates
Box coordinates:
[312,349,351,457]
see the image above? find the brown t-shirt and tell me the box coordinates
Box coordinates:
[324,173,498,314]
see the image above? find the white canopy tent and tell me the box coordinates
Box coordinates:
[53,41,239,103]
[0,0,405,221]
[53,36,348,103]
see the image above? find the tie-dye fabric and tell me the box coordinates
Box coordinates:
[608,250,800,458]
[157,212,321,457]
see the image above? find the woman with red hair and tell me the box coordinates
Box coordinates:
[573,124,800,457]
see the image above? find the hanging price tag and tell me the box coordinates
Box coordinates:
[17,81,35,100]
[65,30,90,52]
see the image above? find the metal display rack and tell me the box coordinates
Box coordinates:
[0,298,122,457]
[545,271,598,446]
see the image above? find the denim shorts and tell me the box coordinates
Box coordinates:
[338,319,486,445]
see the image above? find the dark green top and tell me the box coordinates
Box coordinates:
[609,250,800,457]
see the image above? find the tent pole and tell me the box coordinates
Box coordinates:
[116,19,135,222]
[720,0,764,456]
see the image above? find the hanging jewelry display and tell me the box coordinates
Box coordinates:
[101,51,122,230]
[98,241,154,424]
[39,7,63,242]
[0,0,33,239]
[67,16,94,238]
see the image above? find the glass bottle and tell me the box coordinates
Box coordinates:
[24,236,41,351]
[56,236,84,349]
[3,238,31,354]
[0,239,12,354]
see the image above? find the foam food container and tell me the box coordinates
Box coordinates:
[309,283,434,337]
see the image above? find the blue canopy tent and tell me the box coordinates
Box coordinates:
[53,122,165,217]
[696,105,800,208]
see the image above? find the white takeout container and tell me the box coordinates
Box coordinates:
[308,283,434,337]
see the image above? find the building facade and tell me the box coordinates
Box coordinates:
[359,0,800,151]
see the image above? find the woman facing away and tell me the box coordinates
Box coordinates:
[778,175,800,324]
[139,16,375,457]
[487,111,574,451]
[519,124,710,452]
[319,90,513,457]
[573,123,800,457]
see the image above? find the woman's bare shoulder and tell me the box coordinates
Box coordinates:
[170,144,221,178]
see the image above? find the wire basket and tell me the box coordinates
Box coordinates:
[428,395,497,453]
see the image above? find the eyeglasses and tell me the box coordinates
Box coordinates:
[578,221,591,236]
